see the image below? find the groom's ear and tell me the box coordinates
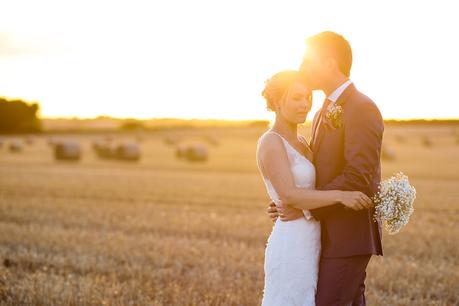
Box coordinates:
[325,57,343,76]
[323,57,337,72]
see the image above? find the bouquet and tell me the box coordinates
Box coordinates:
[373,172,416,235]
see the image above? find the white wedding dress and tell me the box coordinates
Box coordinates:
[258,131,321,306]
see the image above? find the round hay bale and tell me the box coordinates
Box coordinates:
[92,139,108,152]
[9,140,23,153]
[184,144,208,162]
[54,141,81,161]
[114,143,141,161]
[175,144,188,158]
[93,141,116,159]
[381,144,396,161]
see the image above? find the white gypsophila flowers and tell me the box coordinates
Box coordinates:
[373,172,416,235]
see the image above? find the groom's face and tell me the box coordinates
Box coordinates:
[300,47,327,89]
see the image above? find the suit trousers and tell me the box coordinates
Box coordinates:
[315,254,372,306]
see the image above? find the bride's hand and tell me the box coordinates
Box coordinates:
[338,191,373,211]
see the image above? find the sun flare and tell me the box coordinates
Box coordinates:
[0,0,458,120]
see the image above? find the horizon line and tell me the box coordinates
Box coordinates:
[40,115,459,122]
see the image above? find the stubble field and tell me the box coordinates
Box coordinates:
[0,124,458,305]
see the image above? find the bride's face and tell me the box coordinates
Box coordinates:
[277,81,312,124]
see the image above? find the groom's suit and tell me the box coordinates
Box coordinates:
[310,83,383,306]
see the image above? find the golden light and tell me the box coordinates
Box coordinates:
[0,0,458,120]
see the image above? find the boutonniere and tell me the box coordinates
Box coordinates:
[324,103,344,129]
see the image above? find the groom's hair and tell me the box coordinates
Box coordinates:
[306,31,352,77]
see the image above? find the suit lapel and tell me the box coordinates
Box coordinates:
[312,119,327,156]
[310,108,322,146]
[313,84,357,156]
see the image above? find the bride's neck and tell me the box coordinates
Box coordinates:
[271,119,298,139]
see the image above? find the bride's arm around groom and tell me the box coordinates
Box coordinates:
[257,132,374,213]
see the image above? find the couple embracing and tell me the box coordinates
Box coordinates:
[256,31,384,306]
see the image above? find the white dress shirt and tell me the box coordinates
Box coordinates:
[327,79,353,103]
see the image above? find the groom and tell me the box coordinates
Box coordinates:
[267,31,384,305]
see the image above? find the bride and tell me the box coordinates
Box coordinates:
[256,70,373,306]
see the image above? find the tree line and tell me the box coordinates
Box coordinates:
[0,97,42,133]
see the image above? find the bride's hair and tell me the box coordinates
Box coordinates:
[261,70,300,111]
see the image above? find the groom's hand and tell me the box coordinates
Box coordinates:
[277,203,305,221]
[267,201,279,222]
[267,201,304,222]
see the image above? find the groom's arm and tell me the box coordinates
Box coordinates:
[310,99,384,220]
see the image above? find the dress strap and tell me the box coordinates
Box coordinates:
[268,130,300,148]
[267,130,292,150]
[267,130,313,162]
[268,130,299,155]
[267,130,286,141]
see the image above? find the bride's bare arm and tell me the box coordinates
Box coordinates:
[257,133,372,211]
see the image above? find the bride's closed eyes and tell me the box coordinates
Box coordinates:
[291,91,311,102]
[291,93,312,109]
[291,93,305,101]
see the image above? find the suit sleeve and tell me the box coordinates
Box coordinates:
[310,100,384,220]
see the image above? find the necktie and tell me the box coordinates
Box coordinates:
[312,98,331,146]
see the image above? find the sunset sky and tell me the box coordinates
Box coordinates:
[0,0,458,121]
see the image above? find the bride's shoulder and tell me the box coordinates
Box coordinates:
[257,131,284,150]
